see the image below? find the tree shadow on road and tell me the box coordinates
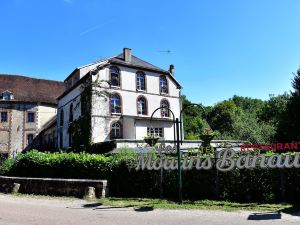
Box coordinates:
[280,205,300,217]
[134,206,154,212]
[67,202,154,212]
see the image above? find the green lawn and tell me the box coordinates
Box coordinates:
[99,197,297,212]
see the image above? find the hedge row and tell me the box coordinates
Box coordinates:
[1,150,300,203]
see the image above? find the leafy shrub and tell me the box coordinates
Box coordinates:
[0,157,14,175]
[2,150,113,179]
[1,150,300,203]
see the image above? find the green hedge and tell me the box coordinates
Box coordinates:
[0,151,116,179]
[1,150,300,203]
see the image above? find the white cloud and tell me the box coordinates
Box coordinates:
[80,20,115,36]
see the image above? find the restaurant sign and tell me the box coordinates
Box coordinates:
[135,144,300,172]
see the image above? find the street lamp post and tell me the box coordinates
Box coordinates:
[149,103,205,204]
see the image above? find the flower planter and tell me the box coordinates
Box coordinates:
[200,134,214,147]
[144,137,160,147]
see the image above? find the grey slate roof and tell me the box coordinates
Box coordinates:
[72,52,181,88]
[110,53,170,74]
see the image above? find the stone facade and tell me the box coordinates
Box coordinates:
[0,74,66,155]
[0,103,58,155]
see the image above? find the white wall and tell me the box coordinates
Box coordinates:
[37,105,57,130]
[57,84,83,148]
[58,61,182,147]
[90,65,181,143]
[135,120,174,140]
[91,66,181,118]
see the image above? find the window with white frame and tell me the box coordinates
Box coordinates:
[137,96,147,115]
[111,122,122,139]
[1,91,14,100]
[136,72,145,91]
[110,66,120,87]
[147,127,164,137]
[160,76,168,94]
[111,94,121,114]
[160,99,170,117]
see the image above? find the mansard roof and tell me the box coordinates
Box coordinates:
[0,74,66,104]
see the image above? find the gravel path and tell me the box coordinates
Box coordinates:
[0,194,300,225]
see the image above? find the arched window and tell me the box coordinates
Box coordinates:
[136,71,145,91]
[161,99,170,117]
[111,93,121,114]
[137,96,147,115]
[160,76,168,94]
[69,103,73,122]
[110,66,120,87]
[110,122,122,139]
[60,109,64,126]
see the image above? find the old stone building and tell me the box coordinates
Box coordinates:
[57,48,182,149]
[0,74,65,156]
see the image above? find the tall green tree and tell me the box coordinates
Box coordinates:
[259,93,289,126]
[277,69,300,142]
[181,95,208,139]
[207,100,242,134]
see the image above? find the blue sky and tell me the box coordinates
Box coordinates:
[1,0,300,106]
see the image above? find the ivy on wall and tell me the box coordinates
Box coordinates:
[68,69,110,151]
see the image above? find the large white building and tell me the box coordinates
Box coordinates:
[57,48,182,149]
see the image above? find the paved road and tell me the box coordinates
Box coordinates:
[0,194,300,225]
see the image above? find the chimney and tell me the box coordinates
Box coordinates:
[169,64,175,76]
[123,48,132,63]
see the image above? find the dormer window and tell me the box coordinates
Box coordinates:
[1,91,14,101]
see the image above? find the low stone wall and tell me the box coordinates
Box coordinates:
[113,139,245,152]
[0,176,108,198]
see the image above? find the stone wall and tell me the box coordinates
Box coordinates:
[0,176,108,198]
[0,103,57,155]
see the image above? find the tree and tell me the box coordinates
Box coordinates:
[277,69,300,142]
[207,100,242,133]
[230,112,276,144]
[181,95,209,139]
[231,95,264,114]
[259,93,289,125]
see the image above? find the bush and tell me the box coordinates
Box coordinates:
[2,150,114,179]
[0,157,14,175]
[1,150,300,203]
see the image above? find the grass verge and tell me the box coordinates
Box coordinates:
[99,197,298,212]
